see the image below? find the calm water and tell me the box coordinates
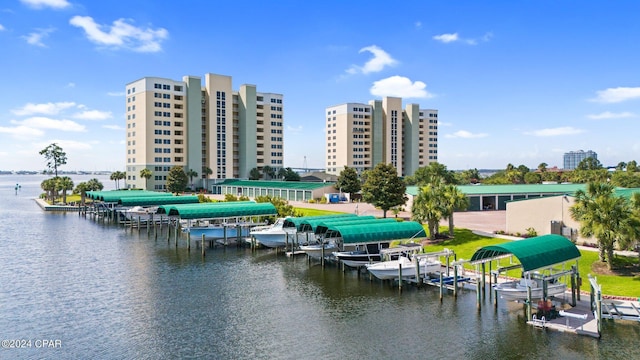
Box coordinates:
[1,175,638,359]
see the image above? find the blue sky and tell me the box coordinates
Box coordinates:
[1,0,639,172]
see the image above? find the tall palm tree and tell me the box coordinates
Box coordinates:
[41,178,57,203]
[57,176,74,204]
[110,172,119,190]
[570,182,639,269]
[140,168,152,190]
[186,169,198,190]
[74,182,89,206]
[411,182,446,240]
[442,184,470,236]
[202,166,213,192]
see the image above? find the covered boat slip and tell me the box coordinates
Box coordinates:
[313,217,398,235]
[326,221,426,245]
[156,201,277,220]
[282,214,357,231]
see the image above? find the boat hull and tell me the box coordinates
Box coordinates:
[184,226,249,239]
[366,257,441,280]
[493,281,567,301]
[333,251,382,267]
[299,244,338,259]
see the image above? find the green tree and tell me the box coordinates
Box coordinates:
[202,166,213,192]
[86,178,104,191]
[39,143,67,177]
[277,167,287,180]
[336,166,361,199]
[255,195,301,218]
[616,162,627,171]
[458,168,481,184]
[140,168,152,190]
[41,178,58,203]
[361,163,407,218]
[73,182,89,206]
[610,171,640,188]
[411,182,446,240]
[249,168,261,180]
[442,184,469,236]
[576,157,603,171]
[186,169,198,190]
[524,172,541,184]
[262,165,275,180]
[570,182,640,269]
[57,176,74,204]
[405,162,457,185]
[110,171,125,190]
[537,162,548,173]
[627,160,638,173]
[166,166,188,194]
[282,167,301,181]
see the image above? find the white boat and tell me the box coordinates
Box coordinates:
[365,256,441,280]
[299,242,339,260]
[332,243,389,267]
[493,278,567,301]
[123,206,158,221]
[249,218,298,248]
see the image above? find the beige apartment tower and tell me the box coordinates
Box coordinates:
[125,74,284,190]
[325,96,437,176]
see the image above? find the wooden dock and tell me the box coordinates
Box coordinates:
[527,299,600,338]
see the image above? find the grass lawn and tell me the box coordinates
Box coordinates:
[294,208,344,217]
[421,226,640,298]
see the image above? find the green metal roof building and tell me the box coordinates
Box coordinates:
[407,183,587,211]
[213,179,337,202]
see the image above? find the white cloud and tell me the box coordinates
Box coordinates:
[445,130,488,139]
[591,87,640,103]
[587,111,635,120]
[20,0,70,9]
[12,101,76,116]
[0,24,5,31]
[525,126,584,136]
[12,117,86,132]
[346,45,398,75]
[0,125,45,139]
[102,124,124,130]
[415,21,422,29]
[370,75,433,98]
[66,82,75,88]
[433,32,492,45]
[35,139,92,151]
[107,91,125,97]
[69,16,168,52]
[433,33,459,43]
[73,110,112,120]
[23,27,55,47]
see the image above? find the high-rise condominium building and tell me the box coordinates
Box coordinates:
[125,73,284,190]
[325,97,438,176]
[563,150,597,170]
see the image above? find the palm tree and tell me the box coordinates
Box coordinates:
[202,166,213,192]
[118,171,126,189]
[442,184,469,236]
[140,168,152,190]
[411,182,446,240]
[41,178,57,203]
[74,182,89,206]
[57,176,74,204]
[249,167,261,180]
[570,182,639,269]
[262,165,275,180]
[537,162,548,173]
[110,172,120,190]
[186,169,198,190]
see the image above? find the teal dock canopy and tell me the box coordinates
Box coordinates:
[156,202,276,219]
[470,234,581,272]
[314,217,398,235]
[326,221,426,244]
[118,195,199,206]
[86,190,174,202]
[299,215,375,232]
[283,214,357,231]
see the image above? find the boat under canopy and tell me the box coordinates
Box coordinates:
[282,214,357,231]
[157,201,277,219]
[326,221,426,245]
[469,234,581,272]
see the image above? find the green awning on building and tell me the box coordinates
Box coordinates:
[283,214,357,231]
[326,221,426,244]
[314,217,398,235]
[118,195,199,206]
[156,202,276,219]
[469,234,581,272]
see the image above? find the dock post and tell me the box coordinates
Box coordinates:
[575,261,581,302]
[446,256,450,277]
[187,232,191,251]
[147,215,151,235]
[167,220,171,242]
[453,264,458,298]
[398,263,403,292]
[476,265,482,310]
[481,262,486,294]
[321,244,325,268]
[414,257,421,288]
[201,234,206,257]
[493,272,498,307]
[175,223,179,247]
[439,272,444,301]
[526,286,533,321]
[137,216,141,232]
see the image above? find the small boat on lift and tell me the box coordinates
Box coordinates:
[249,218,299,248]
[493,278,567,301]
[365,255,441,280]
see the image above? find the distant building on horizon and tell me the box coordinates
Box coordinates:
[563,150,597,170]
[325,97,438,177]
[124,73,284,190]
